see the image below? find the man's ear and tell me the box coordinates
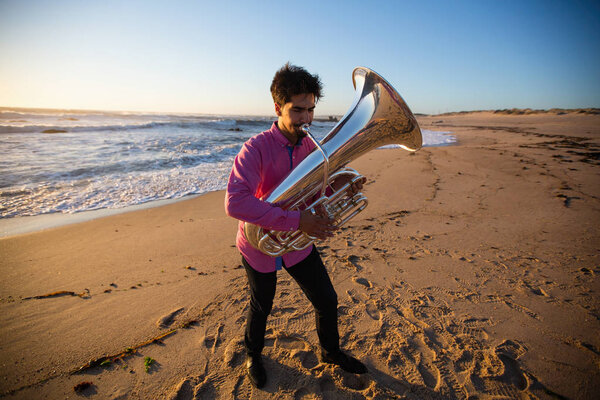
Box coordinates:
[274,103,282,117]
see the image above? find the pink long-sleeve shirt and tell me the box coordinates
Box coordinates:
[225,122,316,272]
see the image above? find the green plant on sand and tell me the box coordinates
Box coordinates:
[144,356,155,373]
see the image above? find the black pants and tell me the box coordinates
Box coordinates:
[242,246,339,357]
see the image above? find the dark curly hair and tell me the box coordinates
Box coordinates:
[270,63,323,106]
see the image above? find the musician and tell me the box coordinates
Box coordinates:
[225,63,367,388]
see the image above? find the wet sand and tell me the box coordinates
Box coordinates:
[1,111,598,399]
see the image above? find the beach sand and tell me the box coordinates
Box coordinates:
[1,112,598,399]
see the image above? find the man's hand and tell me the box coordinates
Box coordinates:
[348,176,366,195]
[331,176,366,195]
[299,207,336,240]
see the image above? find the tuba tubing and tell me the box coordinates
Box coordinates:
[244,67,422,256]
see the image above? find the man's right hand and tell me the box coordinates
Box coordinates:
[299,208,337,240]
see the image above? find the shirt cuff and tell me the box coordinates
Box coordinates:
[287,210,301,231]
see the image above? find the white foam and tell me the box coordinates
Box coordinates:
[379,129,456,149]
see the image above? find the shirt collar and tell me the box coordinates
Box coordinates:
[270,122,303,147]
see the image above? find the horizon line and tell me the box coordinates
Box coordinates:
[2,105,599,118]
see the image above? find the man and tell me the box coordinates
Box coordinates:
[225,63,367,389]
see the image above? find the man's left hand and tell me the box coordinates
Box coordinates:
[332,176,366,195]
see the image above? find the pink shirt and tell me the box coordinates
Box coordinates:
[225,122,316,272]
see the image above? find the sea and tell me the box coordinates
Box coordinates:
[0,108,455,230]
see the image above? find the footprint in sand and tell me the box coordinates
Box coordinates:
[495,339,527,361]
[193,380,217,399]
[276,334,308,351]
[496,357,528,394]
[270,310,313,332]
[447,317,492,339]
[504,300,539,320]
[353,276,373,289]
[275,334,320,370]
[337,305,350,316]
[201,335,221,352]
[473,340,529,397]
[232,374,253,400]
[223,339,245,368]
[344,255,363,271]
[417,361,440,389]
[346,289,360,304]
[484,295,539,320]
[365,301,381,321]
[436,360,468,398]
[340,373,370,391]
[271,306,297,316]
[167,378,194,400]
[293,350,319,370]
[388,351,423,386]
[455,350,474,373]
[201,324,224,353]
[157,307,184,328]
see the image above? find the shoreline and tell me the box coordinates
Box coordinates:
[0,194,202,238]
[1,111,598,399]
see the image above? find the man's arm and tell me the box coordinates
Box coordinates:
[225,142,337,238]
[225,142,301,232]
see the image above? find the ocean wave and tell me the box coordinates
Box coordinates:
[0,117,280,134]
[0,164,232,218]
[0,140,243,189]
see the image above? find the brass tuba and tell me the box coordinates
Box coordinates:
[244,67,422,256]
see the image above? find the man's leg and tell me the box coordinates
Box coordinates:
[285,246,367,374]
[284,246,340,354]
[242,257,276,387]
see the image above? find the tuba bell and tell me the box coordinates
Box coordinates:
[244,67,422,256]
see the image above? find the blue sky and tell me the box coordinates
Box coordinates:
[1,0,599,115]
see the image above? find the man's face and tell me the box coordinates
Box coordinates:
[275,93,315,142]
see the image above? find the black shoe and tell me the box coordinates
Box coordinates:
[246,355,267,388]
[321,351,368,374]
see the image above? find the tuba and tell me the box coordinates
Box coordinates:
[244,67,422,256]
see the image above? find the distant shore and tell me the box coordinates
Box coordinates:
[432,107,600,116]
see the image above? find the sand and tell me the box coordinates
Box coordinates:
[0,112,598,399]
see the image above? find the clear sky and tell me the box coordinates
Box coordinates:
[1,0,599,115]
